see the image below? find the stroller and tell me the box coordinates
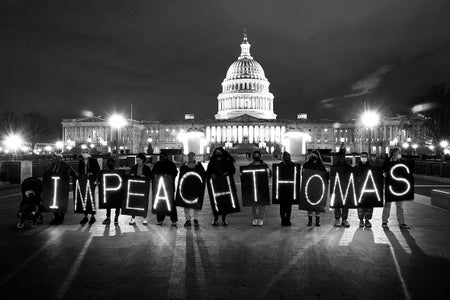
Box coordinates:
[17,177,44,229]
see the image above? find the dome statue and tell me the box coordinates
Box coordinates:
[215,31,276,120]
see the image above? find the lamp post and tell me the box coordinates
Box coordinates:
[361,110,380,161]
[109,114,127,164]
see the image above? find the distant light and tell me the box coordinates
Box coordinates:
[109,114,127,129]
[440,140,449,148]
[147,138,153,143]
[402,142,409,149]
[44,145,53,152]
[3,134,24,151]
[428,145,435,151]
[87,138,92,143]
[90,143,95,148]
[81,144,87,149]
[55,141,64,149]
[411,102,437,113]
[412,144,418,150]
[361,111,380,128]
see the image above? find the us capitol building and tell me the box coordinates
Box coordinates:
[62,33,409,157]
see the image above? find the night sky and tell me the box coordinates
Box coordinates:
[1,0,450,135]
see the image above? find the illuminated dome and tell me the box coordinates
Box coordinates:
[215,32,276,120]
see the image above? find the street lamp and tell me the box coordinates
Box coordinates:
[361,110,380,160]
[440,140,448,149]
[108,114,127,162]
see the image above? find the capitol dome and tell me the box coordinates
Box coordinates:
[215,32,276,120]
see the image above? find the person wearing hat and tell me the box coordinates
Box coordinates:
[332,150,352,227]
[47,153,78,225]
[129,153,152,225]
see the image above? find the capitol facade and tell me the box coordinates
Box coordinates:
[61,33,410,157]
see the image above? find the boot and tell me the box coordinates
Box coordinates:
[315,216,321,227]
[307,216,313,226]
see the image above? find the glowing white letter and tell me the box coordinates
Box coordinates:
[126,179,146,211]
[102,173,123,204]
[305,174,325,206]
[388,164,411,197]
[179,171,203,204]
[275,165,297,200]
[50,176,60,209]
[330,172,357,206]
[75,179,95,211]
[153,177,172,211]
[210,176,236,212]
[242,168,266,203]
[358,170,381,203]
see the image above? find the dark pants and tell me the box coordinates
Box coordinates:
[157,208,178,223]
[280,202,292,223]
[334,208,348,220]
[213,212,227,220]
[358,208,373,220]
[53,212,65,221]
[106,208,120,218]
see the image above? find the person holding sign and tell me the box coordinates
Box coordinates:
[332,151,352,228]
[47,153,78,225]
[355,152,374,228]
[102,158,122,225]
[303,150,327,226]
[78,148,100,225]
[129,153,152,225]
[278,152,296,226]
[207,147,236,226]
[181,152,206,227]
[382,148,410,230]
[248,150,271,226]
[153,152,178,226]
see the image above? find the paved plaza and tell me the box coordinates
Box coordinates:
[1,162,450,299]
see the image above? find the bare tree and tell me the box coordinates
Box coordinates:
[20,112,51,150]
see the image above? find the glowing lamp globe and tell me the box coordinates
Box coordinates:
[440,140,449,148]
[4,134,24,150]
[109,114,127,129]
[361,111,380,128]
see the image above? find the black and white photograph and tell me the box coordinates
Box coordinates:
[1,0,450,299]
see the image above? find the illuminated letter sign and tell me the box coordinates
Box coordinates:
[240,166,270,207]
[385,162,414,202]
[175,170,205,209]
[299,169,328,212]
[152,175,174,216]
[207,175,240,215]
[330,167,357,208]
[272,163,301,204]
[121,176,150,217]
[41,172,70,213]
[98,171,125,209]
[50,176,60,209]
[74,177,96,213]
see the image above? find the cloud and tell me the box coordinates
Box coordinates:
[321,64,393,105]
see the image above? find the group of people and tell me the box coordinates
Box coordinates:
[21,146,411,230]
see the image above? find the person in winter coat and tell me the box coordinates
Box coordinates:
[181,152,206,227]
[332,151,352,228]
[78,148,100,225]
[382,147,410,230]
[207,147,236,226]
[128,153,152,225]
[354,152,374,228]
[153,152,178,226]
[278,151,296,226]
[102,158,123,225]
[47,153,78,225]
[303,150,327,227]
